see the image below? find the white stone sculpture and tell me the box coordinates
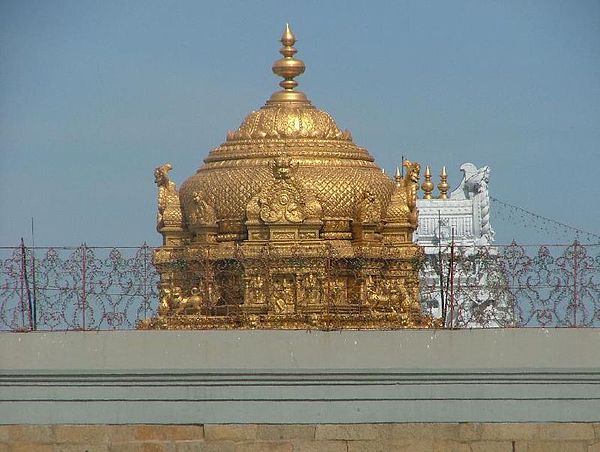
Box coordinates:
[414,163,512,327]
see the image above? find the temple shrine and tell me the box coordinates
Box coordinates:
[141,25,437,329]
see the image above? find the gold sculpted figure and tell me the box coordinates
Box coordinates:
[154,163,184,231]
[246,276,266,304]
[403,160,420,228]
[159,286,183,315]
[160,287,203,315]
[301,273,321,305]
[272,276,294,313]
[188,192,217,226]
[356,191,382,224]
[159,287,173,315]
[384,160,421,229]
[270,158,297,181]
[175,287,203,315]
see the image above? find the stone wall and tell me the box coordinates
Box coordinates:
[2,330,600,449]
[1,424,600,451]
[2,330,599,424]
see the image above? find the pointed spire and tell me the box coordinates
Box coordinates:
[270,24,307,102]
[281,23,294,47]
[394,166,402,184]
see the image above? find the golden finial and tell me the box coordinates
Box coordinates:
[394,166,402,185]
[438,166,449,199]
[421,165,434,199]
[270,24,307,103]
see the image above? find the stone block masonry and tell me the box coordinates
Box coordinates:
[0,424,599,451]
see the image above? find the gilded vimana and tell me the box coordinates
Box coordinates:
[139,25,438,330]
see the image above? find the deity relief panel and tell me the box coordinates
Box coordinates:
[271,274,296,314]
[299,273,322,306]
[244,275,267,305]
[328,277,348,307]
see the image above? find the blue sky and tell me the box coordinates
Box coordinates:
[1,0,599,246]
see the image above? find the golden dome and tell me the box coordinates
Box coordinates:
[179,25,395,240]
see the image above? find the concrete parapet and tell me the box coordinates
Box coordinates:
[1,329,599,425]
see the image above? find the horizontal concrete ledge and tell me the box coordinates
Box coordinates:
[2,329,600,371]
[4,399,600,424]
[1,329,599,423]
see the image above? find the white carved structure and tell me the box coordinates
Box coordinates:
[415,163,494,250]
[414,163,511,327]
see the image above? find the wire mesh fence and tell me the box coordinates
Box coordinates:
[1,241,598,331]
[421,241,600,328]
[0,244,157,331]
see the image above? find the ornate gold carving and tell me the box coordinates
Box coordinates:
[158,286,204,316]
[355,191,382,224]
[187,192,217,226]
[158,287,175,316]
[300,273,321,305]
[245,275,266,305]
[138,312,443,330]
[404,160,420,228]
[228,106,353,141]
[383,160,420,230]
[272,232,297,240]
[329,278,347,305]
[145,27,435,331]
[154,163,184,230]
[181,150,392,226]
[159,286,185,315]
[246,158,322,225]
[271,275,295,313]
[176,287,203,314]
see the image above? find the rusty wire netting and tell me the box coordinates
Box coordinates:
[0,244,158,331]
[0,241,599,331]
[421,241,600,328]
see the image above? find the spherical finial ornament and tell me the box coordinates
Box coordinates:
[438,166,449,199]
[272,24,306,94]
[421,165,434,199]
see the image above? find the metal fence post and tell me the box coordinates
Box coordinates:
[573,241,578,327]
[82,243,87,330]
[19,242,26,329]
[143,242,148,319]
